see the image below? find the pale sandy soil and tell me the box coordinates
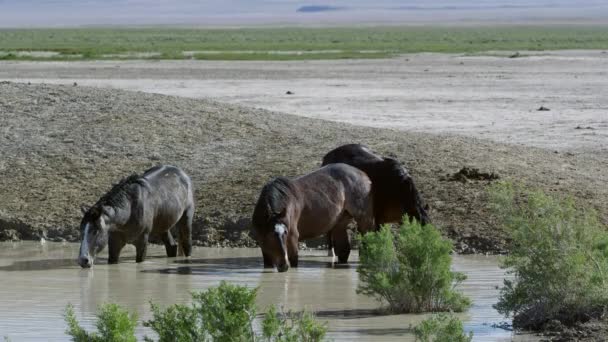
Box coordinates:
[1,50,607,156]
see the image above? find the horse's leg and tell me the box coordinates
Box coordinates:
[108,233,126,264]
[135,232,149,263]
[160,230,178,257]
[326,231,335,257]
[262,249,274,268]
[331,217,353,264]
[332,229,351,264]
[287,228,299,268]
[176,207,193,257]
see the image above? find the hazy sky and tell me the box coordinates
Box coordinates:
[1,0,607,27]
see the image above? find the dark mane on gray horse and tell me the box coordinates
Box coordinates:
[86,174,147,220]
[252,177,296,226]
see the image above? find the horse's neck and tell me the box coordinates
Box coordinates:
[107,203,132,229]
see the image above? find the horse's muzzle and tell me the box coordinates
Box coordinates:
[78,256,92,268]
[276,263,289,272]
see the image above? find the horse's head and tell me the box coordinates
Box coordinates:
[260,209,291,272]
[252,178,295,272]
[383,158,431,226]
[78,205,111,268]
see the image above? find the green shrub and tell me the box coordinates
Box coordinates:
[66,281,328,341]
[143,281,327,341]
[261,306,328,342]
[144,302,203,342]
[64,303,138,342]
[413,314,473,342]
[490,182,608,329]
[357,218,471,313]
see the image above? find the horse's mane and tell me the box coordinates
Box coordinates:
[252,177,295,228]
[86,174,147,221]
[381,158,429,223]
[382,158,412,185]
[322,144,381,167]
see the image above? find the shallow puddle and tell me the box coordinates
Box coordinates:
[0,242,537,341]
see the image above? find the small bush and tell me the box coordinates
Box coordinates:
[145,281,327,341]
[144,302,203,341]
[357,218,471,313]
[66,281,327,341]
[261,306,328,342]
[64,303,138,342]
[413,314,473,342]
[490,182,608,329]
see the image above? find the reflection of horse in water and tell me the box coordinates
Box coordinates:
[322,144,431,253]
[78,165,194,268]
[252,164,375,272]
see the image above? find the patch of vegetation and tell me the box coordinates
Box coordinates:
[357,218,471,313]
[1,26,607,60]
[413,314,473,342]
[261,306,328,342]
[65,281,328,342]
[490,182,608,330]
[145,281,258,341]
[65,303,138,342]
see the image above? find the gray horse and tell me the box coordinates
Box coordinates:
[78,165,194,268]
[252,163,375,272]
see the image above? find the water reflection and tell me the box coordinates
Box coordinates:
[0,242,537,342]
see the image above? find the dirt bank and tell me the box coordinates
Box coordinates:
[0,82,606,253]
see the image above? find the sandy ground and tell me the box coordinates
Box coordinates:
[1,50,607,156]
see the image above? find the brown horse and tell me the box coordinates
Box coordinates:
[252,163,375,272]
[322,144,430,253]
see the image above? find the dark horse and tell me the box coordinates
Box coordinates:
[252,163,375,272]
[322,144,430,253]
[78,165,194,268]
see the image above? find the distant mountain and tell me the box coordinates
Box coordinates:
[297,5,343,13]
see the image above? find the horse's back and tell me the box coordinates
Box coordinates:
[141,165,194,221]
[143,165,192,191]
[322,144,382,168]
[302,163,372,199]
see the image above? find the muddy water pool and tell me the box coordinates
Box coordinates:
[0,242,536,341]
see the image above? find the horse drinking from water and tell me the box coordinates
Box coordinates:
[78,165,194,268]
[322,144,430,253]
[252,163,375,272]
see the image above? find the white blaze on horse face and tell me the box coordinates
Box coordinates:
[274,223,286,235]
[80,223,90,257]
[274,223,289,265]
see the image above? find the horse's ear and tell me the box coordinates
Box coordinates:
[80,204,89,215]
